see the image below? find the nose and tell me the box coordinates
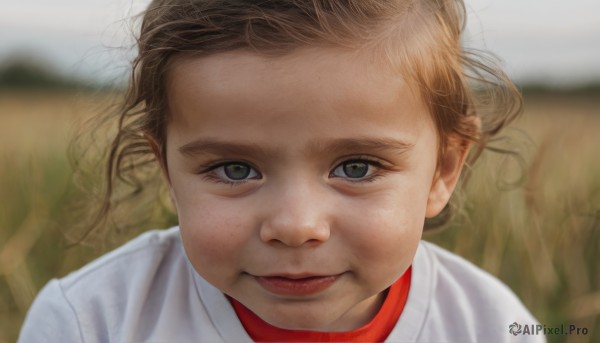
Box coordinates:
[259,182,331,247]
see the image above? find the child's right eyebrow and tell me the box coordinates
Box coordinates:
[177,137,414,159]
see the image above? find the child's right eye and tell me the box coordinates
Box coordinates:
[200,162,261,184]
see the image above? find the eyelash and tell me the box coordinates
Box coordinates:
[197,157,388,186]
[329,157,386,183]
[197,161,261,186]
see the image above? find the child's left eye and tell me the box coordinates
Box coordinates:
[330,159,381,181]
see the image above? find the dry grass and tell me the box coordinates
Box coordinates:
[0,90,598,342]
[426,94,600,343]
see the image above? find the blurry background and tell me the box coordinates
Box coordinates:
[1,0,599,342]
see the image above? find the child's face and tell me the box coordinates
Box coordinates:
[163,47,463,331]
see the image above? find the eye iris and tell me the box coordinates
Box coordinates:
[343,161,368,178]
[224,164,251,180]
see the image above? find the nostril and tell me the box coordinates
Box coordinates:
[259,222,330,247]
[303,238,328,248]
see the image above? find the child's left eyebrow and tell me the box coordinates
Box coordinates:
[311,137,414,156]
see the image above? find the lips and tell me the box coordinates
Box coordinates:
[255,274,341,296]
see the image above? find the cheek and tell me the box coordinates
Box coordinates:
[339,189,426,280]
[176,195,255,279]
[347,205,423,257]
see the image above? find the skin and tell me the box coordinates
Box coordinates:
[158,47,470,331]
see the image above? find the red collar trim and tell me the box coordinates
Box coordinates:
[230,266,412,342]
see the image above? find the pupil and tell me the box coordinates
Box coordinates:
[343,162,368,178]
[224,164,250,180]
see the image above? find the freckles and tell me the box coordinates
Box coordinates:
[342,198,421,261]
[180,205,247,262]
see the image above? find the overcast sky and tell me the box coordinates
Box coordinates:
[1,0,599,86]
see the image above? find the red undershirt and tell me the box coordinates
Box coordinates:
[230,267,412,343]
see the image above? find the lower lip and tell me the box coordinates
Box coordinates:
[255,274,340,296]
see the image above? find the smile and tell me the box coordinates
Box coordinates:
[254,274,342,297]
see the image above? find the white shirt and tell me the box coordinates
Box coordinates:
[19,227,545,342]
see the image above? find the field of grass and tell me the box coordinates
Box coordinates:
[0,90,599,342]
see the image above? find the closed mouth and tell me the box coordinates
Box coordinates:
[254,273,342,296]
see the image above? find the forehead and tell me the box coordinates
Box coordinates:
[169,47,396,93]
[168,47,420,112]
[165,47,433,146]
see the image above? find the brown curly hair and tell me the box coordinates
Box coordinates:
[74,0,522,242]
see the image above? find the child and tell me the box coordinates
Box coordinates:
[20,0,544,342]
